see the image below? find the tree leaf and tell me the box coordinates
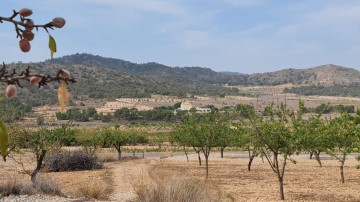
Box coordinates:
[0,121,8,161]
[49,35,57,59]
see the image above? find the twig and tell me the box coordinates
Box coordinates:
[0,63,76,87]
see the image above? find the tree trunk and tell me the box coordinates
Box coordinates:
[314,151,322,167]
[117,149,122,160]
[248,157,254,171]
[114,144,122,160]
[220,147,224,158]
[31,149,47,185]
[278,176,285,200]
[193,147,202,166]
[340,160,345,183]
[201,146,210,178]
[183,146,189,162]
[274,152,285,200]
[247,149,256,171]
[197,151,202,166]
[309,151,314,159]
[205,154,209,178]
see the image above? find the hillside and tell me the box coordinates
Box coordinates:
[3,53,360,113]
[48,53,248,85]
[2,57,242,112]
[49,53,360,86]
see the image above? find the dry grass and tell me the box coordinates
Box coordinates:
[0,179,34,197]
[33,174,63,196]
[133,177,231,202]
[97,152,119,163]
[79,181,108,200]
[0,175,63,197]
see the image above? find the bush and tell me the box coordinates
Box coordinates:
[45,150,103,172]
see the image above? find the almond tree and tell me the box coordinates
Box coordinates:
[174,112,230,178]
[241,103,297,200]
[101,127,135,160]
[324,112,360,183]
[9,123,74,183]
[234,104,259,171]
[173,116,204,166]
[292,112,326,167]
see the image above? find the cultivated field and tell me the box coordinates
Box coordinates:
[1,150,359,201]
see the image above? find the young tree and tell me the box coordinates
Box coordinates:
[9,123,73,184]
[324,112,360,183]
[234,104,260,171]
[75,128,104,156]
[175,112,230,178]
[293,115,327,167]
[173,119,203,165]
[241,103,297,200]
[101,127,133,160]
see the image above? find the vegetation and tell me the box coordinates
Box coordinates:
[134,178,223,202]
[45,150,103,172]
[174,111,232,178]
[284,85,360,97]
[56,104,187,123]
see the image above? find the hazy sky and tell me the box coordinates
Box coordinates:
[1,0,360,73]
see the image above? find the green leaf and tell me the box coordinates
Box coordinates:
[49,35,57,59]
[0,121,8,161]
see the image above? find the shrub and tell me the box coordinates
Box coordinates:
[45,150,103,172]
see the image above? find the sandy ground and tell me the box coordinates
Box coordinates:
[155,152,360,202]
[1,151,359,201]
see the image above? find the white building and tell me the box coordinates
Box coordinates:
[178,102,211,113]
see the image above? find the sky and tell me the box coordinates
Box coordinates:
[1,0,360,73]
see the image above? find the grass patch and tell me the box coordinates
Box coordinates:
[79,181,108,200]
[133,178,231,202]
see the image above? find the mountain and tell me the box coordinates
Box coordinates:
[49,53,360,87]
[48,53,248,85]
[4,53,360,109]
[245,64,360,86]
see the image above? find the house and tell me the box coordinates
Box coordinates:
[177,102,211,113]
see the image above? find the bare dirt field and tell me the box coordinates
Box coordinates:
[156,153,360,201]
[1,151,359,201]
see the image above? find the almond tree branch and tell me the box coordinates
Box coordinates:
[0,63,76,87]
[0,10,55,40]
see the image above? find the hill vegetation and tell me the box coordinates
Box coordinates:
[3,53,360,118]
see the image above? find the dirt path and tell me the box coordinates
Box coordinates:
[107,159,156,201]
